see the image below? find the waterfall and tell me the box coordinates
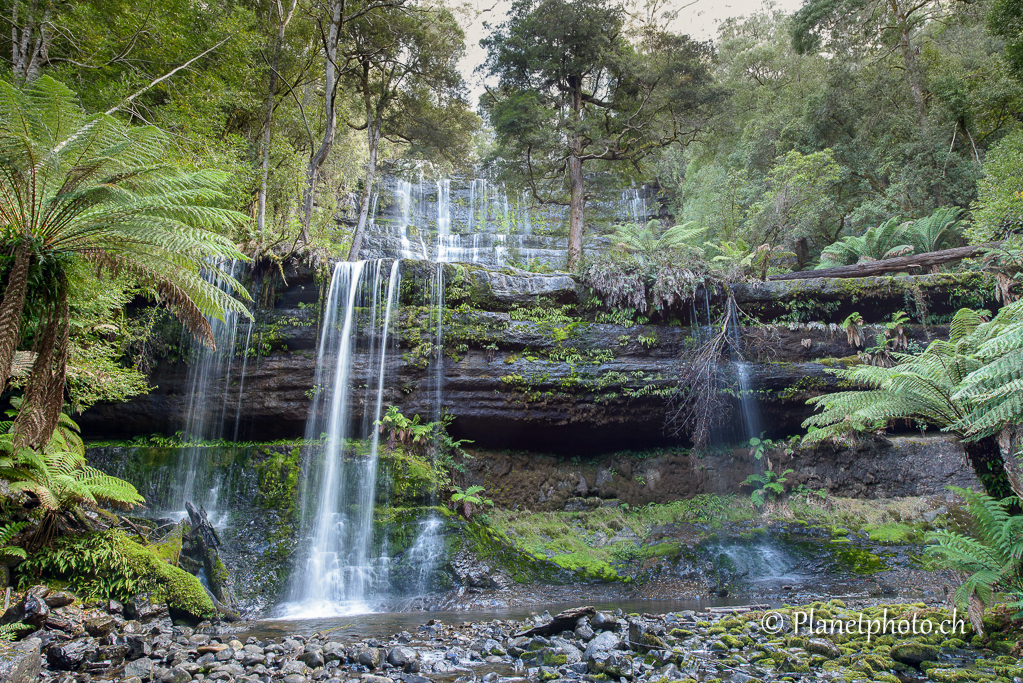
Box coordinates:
[280,259,401,618]
[169,260,252,523]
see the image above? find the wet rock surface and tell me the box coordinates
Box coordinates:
[23,598,1021,683]
[76,259,976,453]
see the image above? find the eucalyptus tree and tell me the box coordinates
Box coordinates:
[480,0,719,270]
[0,77,251,449]
[298,0,413,246]
[344,3,478,261]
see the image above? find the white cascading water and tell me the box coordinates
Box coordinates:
[170,260,252,524]
[279,259,401,618]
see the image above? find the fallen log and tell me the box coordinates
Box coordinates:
[767,242,1001,281]
[514,606,595,637]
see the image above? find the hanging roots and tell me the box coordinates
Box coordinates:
[664,297,749,450]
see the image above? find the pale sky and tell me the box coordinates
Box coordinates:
[458,0,806,103]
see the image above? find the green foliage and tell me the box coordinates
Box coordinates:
[450,484,494,520]
[925,487,1023,616]
[610,221,707,262]
[0,622,31,642]
[743,469,793,507]
[970,130,1023,243]
[0,76,252,344]
[0,403,143,544]
[0,521,28,561]
[18,530,215,618]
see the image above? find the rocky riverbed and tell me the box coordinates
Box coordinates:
[5,586,1021,683]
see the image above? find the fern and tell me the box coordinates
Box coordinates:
[925,487,1023,617]
[0,76,252,350]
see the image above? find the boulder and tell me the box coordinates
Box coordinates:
[0,639,40,683]
[47,639,94,671]
[891,641,940,666]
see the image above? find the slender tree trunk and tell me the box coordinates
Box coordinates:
[567,80,585,271]
[0,240,32,390]
[13,280,68,450]
[10,0,50,83]
[257,0,299,237]
[300,0,342,245]
[889,0,926,126]
[348,120,380,262]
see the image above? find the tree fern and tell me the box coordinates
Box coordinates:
[925,487,1023,617]
[908,206,965,254]
[0,76,252,447]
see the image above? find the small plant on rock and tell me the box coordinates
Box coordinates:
[449,485,493,520]
[743,469,793,507]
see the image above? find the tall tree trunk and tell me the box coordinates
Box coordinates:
[889,0,926,126]
[10,0,51,83]
[257,0,299,237]
[299,0,342,246]
[0,240,32,390]
[567,79,585,271]
[348,121,380,262]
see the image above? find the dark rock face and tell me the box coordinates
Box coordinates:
[75,261,988,454]
[460,435,980,511]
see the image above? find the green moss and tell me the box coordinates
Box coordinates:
[862,523,919,544]
[147,525,182,565]
[112,533,216,622]
[550,552,620,581]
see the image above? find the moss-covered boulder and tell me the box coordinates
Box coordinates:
[110,533,216,624]
[891,641,940,667]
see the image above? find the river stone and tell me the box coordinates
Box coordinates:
[323,642,346,662]
[161,665,192,683]
[125,656,156,680]
[575,618,595,641]
[197,643,227,654]
[86,614,118,637]
[584,630,620,660]
[47,639,94,670]
[43,591,75,608]
[214,647,234,661]
[805,638,841,659]
[298,649,325,668]
[590,612,617,632]
[387,646,419,672]
[281,659,309,675]
[891,642,939,666]
[0,639,40,683]
[361,676,394,683]
[358,647,383,668]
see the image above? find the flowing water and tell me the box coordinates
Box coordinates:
[166,260,253,524]
[279,259,401,618]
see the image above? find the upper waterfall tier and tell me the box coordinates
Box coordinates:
[353,175,659,267]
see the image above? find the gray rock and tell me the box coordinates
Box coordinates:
[805,638,841,659]
[298,649,325,668]
[125,657,156,681]
[386,646,419,672]
[358,648,382,669]
[574,620,595,641]
[0,639,40,683]
[47,639,96,670]
[590,612,617,632]
[360,676,394,683]
[162,666,193,683]
[214,648,234,661]
[281,659,309,675]
[323,642,346,662]
[86,615,118,638]
[282,675,307,683]
[44,591,75,608]
[584,631,621,662]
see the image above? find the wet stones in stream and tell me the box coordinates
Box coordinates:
[18,596,1023,683]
